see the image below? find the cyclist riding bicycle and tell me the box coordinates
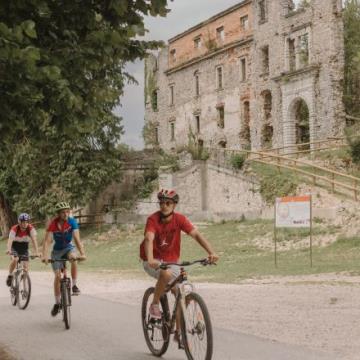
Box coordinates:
[6,213,40,287]
[139,189,219,341]
[42,202,86,316]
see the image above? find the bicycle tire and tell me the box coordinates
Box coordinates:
[61,281,71,330]
[10,275,17,306]
[141,287,170,357]
[17,271,31,310]
[181,292,213,360]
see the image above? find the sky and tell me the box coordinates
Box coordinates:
[115,0,243,149]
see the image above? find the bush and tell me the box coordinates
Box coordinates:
[260,173,298,204]
[230,154,246,170]
[347,125,360,164]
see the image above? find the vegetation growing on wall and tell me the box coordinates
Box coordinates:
[260,173,298,204]
[344,0,360,118]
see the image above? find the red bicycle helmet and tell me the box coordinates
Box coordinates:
[157,189,179,203]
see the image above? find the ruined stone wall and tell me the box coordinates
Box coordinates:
[134,161,265,221]
[168,1,252,68]
[145,0,345,152]
[251,0,345,150]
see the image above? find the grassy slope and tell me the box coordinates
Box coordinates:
[1,220,359,283]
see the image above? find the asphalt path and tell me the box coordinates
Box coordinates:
[0,275,337,360]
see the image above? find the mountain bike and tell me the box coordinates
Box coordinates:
[48,258,82,330]
[141,258,214,360]
[9,255,38,310]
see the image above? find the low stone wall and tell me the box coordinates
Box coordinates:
[134,160,266,221]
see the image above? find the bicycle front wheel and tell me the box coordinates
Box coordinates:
[181,292,213,360]
[10,275,17,306]
[141,287,170,357]
[61,281,71,330]
[17,272,31,310]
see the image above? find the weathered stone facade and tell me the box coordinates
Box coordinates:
[144,0,345,152]
[134,161,266,221]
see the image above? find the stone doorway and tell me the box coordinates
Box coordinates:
[293,98,310,149]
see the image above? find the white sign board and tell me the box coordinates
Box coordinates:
[275,195,311,228]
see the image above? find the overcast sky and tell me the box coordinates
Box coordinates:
[115,0,242,149]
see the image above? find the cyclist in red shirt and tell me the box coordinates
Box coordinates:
[140,189,219,323]
[6,213,40,286]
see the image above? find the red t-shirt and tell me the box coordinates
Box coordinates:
[139,211,194,262]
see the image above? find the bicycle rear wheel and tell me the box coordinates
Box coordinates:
[181,292,213,360]
[10,275,17,306]
[141,287,170,357]
[17,271,31,310]
[61,281,71,330]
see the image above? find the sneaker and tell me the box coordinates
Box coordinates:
[6,275,13,287]
[72,285,80,295]
[51,303,61,317]
[149,303,162,320]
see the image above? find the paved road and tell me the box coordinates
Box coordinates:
[0,277,337,360]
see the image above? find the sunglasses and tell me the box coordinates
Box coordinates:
[159,200,174,207]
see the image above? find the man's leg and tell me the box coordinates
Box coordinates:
[6,256,18,286]
[51,270,62,316]
[8,257,17,274]
[23,261,29,272]
[68,251,80,294]
[152,269,172,305]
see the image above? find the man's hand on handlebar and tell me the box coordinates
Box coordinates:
[207,253,219,264]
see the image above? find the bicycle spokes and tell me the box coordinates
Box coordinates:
[182,293,213,360]
[17,272,31,310]
[142,287,170,356]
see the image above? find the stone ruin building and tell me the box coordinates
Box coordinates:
[144,0,345,153]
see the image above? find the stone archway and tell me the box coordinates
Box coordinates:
[290,98,310,149]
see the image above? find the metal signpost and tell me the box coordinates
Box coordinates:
[274,195,312,267]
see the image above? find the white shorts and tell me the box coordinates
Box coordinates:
[143,261,180,281]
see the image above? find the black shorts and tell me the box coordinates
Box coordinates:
[11,242,29,261]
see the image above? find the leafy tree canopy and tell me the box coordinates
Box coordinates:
[0,0,171,221]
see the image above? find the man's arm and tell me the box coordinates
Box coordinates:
[189,229,219,263]
[144,231,159,269]
[73,229,86,259]
[6,235,13,255]
[30,232,40,257]
[42,231,52,263]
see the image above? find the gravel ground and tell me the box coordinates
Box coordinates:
[1,270,360,359]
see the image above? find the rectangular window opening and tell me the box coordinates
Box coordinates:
[259,0,267,22]
[261,46,269,74]
[194,36,202,49]
[195,73,200,96]
[216,66,223,89]
[216,26,225,42]
[240,15,249,30]
[169,85,174,106]
[217,106,225,129]
[241,58,247,81]
[195,115,200,133]
[170,122,175,141]
[288,38,296,71]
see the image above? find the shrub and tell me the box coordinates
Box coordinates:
[230,154,246,170]
[260,173,298,204]
[347,125,360,164]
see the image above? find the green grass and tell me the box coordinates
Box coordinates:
[1,220,359,283]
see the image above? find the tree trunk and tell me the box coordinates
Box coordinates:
[0,192,17,238]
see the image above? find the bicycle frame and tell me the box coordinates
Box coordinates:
[160,265,196,336]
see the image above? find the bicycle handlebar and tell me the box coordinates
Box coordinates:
[159,258,214,270]
[47,257,85,264]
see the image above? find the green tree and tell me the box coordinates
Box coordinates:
[0,0,171,236]
[344,0,360,118]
